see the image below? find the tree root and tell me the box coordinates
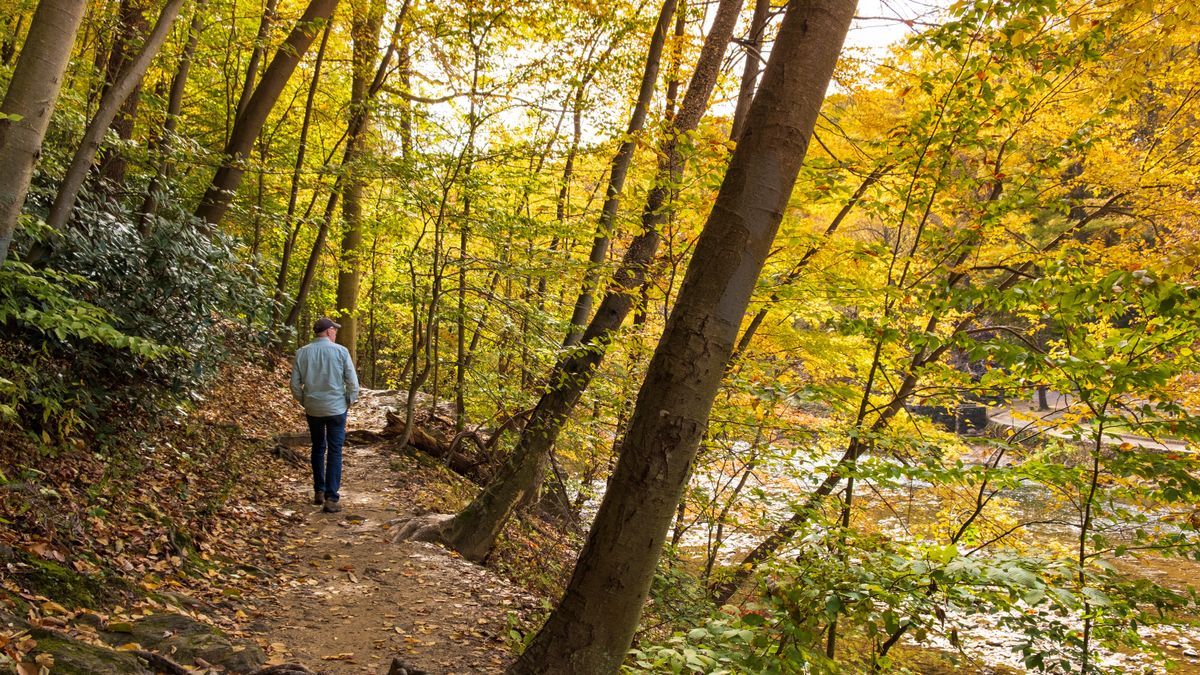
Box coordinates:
[250,663,320,674]
[391,513,454,545]
[132,651,191,675]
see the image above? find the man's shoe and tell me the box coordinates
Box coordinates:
[323,499,342,513]
[313,491,324,506]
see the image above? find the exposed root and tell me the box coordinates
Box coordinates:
[131,651,190,675]
[249,663,320,674]
[391,513,455,545]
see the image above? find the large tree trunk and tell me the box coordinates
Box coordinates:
[194,0,339,228]
[424,0,745,564]
[508,2,855,672]
[45,0,185,232]
[0,0,87,264]
[561,0,678,346]
[333,0,385,363]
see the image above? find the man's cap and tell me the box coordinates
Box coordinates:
[313,317,342,334]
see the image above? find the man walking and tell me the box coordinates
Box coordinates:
[291,317,359,513]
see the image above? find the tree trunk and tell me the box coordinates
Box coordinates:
[96,0,149,185]
[562,0,678,346]
[508,2,854,671]
[194,0,339,228]
[234,0,280,121]
[272,16,332,325]
[285,189,338,328]
[139,0,208,231]
[46,0,185,232]
[453,15,491,431]
[1,15,24,66]
[431,0,745,564]
[333,0,386,363]
[0,0,87,264]
[728,0,770,142]
[366,233,379,386]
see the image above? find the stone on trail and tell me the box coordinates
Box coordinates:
[97,612,267,673]
[24,625,157,675]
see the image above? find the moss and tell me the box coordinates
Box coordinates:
[27,629,154,675]
[14,552,125,609]
[94,613,266,673]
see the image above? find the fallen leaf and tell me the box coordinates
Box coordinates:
[40,601,69,616]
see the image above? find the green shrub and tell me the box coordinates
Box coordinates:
[4,185,270,439]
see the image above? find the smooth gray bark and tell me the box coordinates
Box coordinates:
[0,0,87,264]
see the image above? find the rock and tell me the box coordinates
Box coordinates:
[98,613,266,673]
[26,627,155,674]
[14,554,111,608]
[1183,648,1199,658]
[1166,640,1181,648]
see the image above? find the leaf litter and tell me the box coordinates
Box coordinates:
[1,359,549,674]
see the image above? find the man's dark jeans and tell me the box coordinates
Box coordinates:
[307,411,347,501]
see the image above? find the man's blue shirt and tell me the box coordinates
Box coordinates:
[290,337,359,416]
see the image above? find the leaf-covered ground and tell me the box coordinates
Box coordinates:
[247,395,542,673]
[0,360,559,674]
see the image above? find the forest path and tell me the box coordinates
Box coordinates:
[248,392,536,675]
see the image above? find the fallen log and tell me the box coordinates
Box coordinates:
[391,414,494,483]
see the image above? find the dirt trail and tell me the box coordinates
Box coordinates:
[248,393,538,675]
